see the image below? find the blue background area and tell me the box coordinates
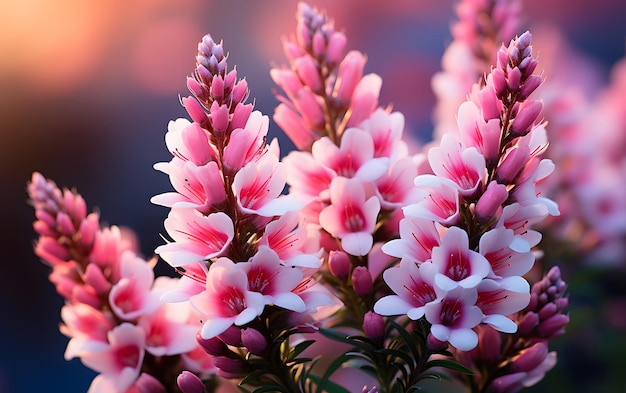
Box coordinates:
[1,0,625,391]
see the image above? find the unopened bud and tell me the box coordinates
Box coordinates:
[510,342,548,373]
[218,325,242,347]
[537,313,569,338]
[516,311,539,337]
[177,371,206,393]
[475,181,508,223]
[329,250,351,279]
[241,328,267,355]
[362,311,385,344]
[196,331,228,356]
[352,266,372,296]
[510,100,542,137]
[495,144,530,185]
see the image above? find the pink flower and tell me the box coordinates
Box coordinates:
[374,259,438,320]
[424,286,484,351]
[233,152,300,217]
[319,177,381,256]
[78,323,146,393]
[258,211,322,268]
[381,216,440,264]
[430,226,491,291]
[223,111,270,171]
[155,209,234,267]
[479,227,534,278]
[406,176,461,226]
[358,109,408,159]
[138,301,200,357]
[241,248,307,312]
[60,303,115,360]
[191,258,265,339]
[109,251,160,320]
[311,128,388,182]
[428,134,486,199]
[476,277,530,333]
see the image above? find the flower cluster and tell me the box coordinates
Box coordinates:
[28,1,579,393]
[27,173,212,392]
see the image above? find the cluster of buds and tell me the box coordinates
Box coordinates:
[28,173,212,392]
[272,2,381,149]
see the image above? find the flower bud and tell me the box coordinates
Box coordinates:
[209,102,230,133]
[475,181,508,223]
[495,144,530,185]
[352,266,372,296]
[219,325,242,347]
[196,331,228,356]
[295,56,322,93]
[241,328,267,355]
[326,32,347,65]
[333,51,366,106]
[213,356,245,375]
[537,313,569,338]
[182,96,208,124]
[177,371,207,393]
[426,332,448,352]
[489,372,527,393]
[510,342,548,373]
[510,100,542,137]
[329,250,351,279]
[362,311,385,344]
[516,311,539,337]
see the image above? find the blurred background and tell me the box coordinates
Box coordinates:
[1,0,625,391]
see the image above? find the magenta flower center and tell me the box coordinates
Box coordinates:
[440,298,463,327]
[221,286,247,316]
[114,344,140,370]
[344,203,365,232]
[405,276,437,306]
[446,249,470,281]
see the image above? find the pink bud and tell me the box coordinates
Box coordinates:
[491,68,508,97]
[294,87,325,128]
[83,264,111,294]
[312,31,326,58]
[352,266,372,296]
[495,143,530,185]
[128,373,165,393]
[333,51,366,106]
[426,333,448,352]
[283,41,305,62]
[232,79,249,104]
[538,302,558,321]
[510,342,548,373]
[477,86,500,121]
[537,313,569,338]
[476,325,503,364]
[196,331,228,356]
[475,181,508,223]
[516,311,539,336]
[187,77,204,98]
[213,356,245,375]
[274,103,318,150]
[177,371,206,393]
[182,96,208,124]
[270,68,303,98]
[210,75,225,102]
[241,328,267,355]
[507,66,522,91]
[328,250,351,279]
[489,372,527,393]
[519,75,542,100]
[295,56,322,93]
[510,100,542,137]
[230,103,253,130]
[218,325,242,347]
[209,102,230,133]
[224,69,237,91]
[327,32,347,65]
[362,311,385,343]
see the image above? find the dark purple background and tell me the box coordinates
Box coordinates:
[1,0,625,391]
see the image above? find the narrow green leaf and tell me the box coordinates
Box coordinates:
[425,359,474,375]
[308,374,352,393]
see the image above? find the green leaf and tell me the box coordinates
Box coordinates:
[239,369,272,386]
[251,385,290,393]
[308,374,352,393]
[424,359,474,375]
[287,339,316,361]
